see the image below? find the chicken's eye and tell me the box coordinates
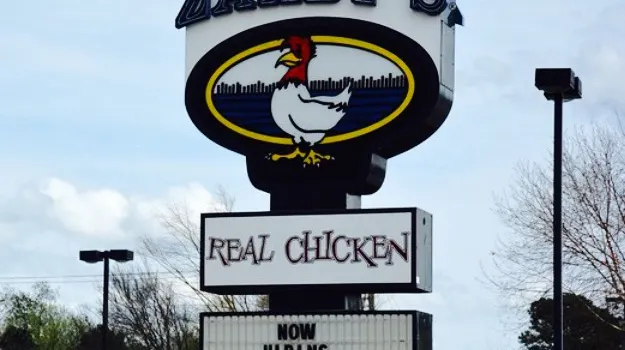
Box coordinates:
[294,45,302,58]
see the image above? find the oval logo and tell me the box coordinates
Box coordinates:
[206,36,415,145]
[186,17,443,161]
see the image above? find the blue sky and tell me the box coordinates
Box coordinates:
[0,0,624,349]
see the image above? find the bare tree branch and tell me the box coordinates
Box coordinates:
[108,259,199,350]
[487,122,625,329]
[139,189,264,312]
[137,186,378,314]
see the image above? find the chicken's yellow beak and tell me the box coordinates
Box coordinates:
[275,51,301,68]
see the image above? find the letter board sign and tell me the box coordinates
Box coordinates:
[200,207,432,294]
[200,311,428,350]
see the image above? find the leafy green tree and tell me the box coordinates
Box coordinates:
[74,325,133,350]
[519,293,623,349]
[0,325,35,350]
[0,282,89,350]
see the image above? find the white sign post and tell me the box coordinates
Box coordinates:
[177,0,460,347]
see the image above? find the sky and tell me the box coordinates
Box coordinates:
[0,0,624,349]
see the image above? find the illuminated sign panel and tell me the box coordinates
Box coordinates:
[179,0,461,195]
[200,311,422,350]
[200,208,432,294]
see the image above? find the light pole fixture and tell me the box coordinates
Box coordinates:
[534,68,582,350]
[79,249,134,350]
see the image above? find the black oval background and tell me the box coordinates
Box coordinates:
[185,17,446,159]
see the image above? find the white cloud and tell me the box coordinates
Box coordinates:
[0,177,228,317]
[165,182,227,218]
[576,41,625,110]
[41,178,130,237]
[0,177,224,241]
[127,182,227,237]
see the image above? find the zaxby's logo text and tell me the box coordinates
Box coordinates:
[176,0,449,28]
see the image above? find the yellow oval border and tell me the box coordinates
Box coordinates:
[205,36,416,145]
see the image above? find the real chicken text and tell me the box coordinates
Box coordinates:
[205,230,410,267]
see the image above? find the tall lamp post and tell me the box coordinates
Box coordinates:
[79,249,134,350]
[534,68,582,350]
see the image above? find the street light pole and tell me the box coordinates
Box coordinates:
[79,249,134,350]
[553,92,564,349]
[535,68,582,350]
[102,255,110,350]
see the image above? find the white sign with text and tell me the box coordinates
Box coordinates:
[200,208,432,292]
[201,312,417,350]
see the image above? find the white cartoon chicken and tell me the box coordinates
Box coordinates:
[269,35,352,166]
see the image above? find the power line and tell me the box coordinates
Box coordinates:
[0,275,201,285]
[0,275,200,283]
[0,270,200,285]
[0,270,197,280]
[1,280,104,285]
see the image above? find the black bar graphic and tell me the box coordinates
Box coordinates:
[213,75,407,95]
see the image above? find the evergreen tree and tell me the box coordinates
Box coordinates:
[519,293,623,349]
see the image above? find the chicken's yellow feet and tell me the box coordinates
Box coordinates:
[303,150,334,167]
[268,147,307,161]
